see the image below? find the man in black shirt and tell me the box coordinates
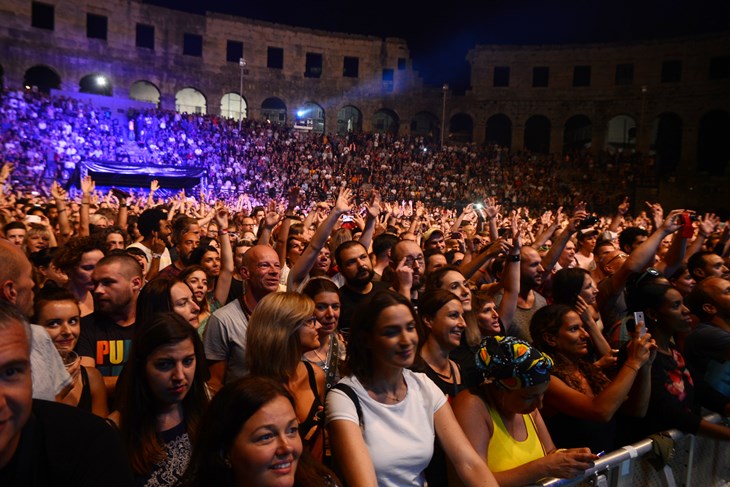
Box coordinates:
[0,302,133,486]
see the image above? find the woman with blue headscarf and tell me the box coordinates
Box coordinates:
[451,336,599,487]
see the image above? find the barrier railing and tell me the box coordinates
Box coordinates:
[530,414,730,487]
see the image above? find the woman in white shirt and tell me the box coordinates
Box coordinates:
[325,289,498,487]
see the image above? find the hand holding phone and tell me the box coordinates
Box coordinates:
[633,311,646,337]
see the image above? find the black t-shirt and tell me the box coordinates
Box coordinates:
[0,400,134,487]
[338,281,390,336]
[76,314,136,378]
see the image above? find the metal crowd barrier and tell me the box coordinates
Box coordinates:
[530,414,730,487]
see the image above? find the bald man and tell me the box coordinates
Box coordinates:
[0,239,71,401]
[204,245,282,393]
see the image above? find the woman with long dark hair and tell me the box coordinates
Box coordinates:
[301,278,347,390]
[326,289,498,487]
[626,281,730,441]
[529,304,655,452]
[112,312,210,485]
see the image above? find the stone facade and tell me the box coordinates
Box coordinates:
[459,35,730,176]
[0,0,441,134]
[1,0,729,181]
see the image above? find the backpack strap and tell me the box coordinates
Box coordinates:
[332,383,364,428]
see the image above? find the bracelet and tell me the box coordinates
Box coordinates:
[478,268,486,274]
[81,202,90,206]
[508,254,520,262]
[58,208,67,213]
[699,232,709,238]
[624,363,640,373]
[151,253,162,259]
[218,229,229,235]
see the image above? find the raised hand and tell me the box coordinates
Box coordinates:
[334,186,354,215]
[617,196,630,216]
[51,181,67,201]
[214,202,230,229]
[80,175,95,196]
[150,179,160,194]
[263,200,281,229]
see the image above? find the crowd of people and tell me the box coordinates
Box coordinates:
[1,85,730,487]
[2,87,648,214]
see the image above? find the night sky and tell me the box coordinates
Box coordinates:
[145,0,729,92]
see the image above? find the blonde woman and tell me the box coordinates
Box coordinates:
[246,292,326,461]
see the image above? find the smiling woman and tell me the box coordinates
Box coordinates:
[182,375,340,487]
[326,289,499,487]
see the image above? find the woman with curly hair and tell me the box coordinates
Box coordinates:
[529,304,655,452]
[52,235,105,316]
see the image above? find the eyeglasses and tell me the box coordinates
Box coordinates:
[300,317,318,329]
[404,255,425,268]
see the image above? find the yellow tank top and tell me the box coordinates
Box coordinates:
[486,404,546,472]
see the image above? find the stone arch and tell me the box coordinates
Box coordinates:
[524,115,551,154]
[23,65,61,94]
[220,92,247,121]
[129,80,160,106]
[605,114,636,151]
[410,111,439,138]
[295,101,325,133]
[175,87,207,115]
[697,110,730,175]
[337,105,362,135]
[485,113,512,147]
[650,112,682,175]
[449,113,474,143]
[563,115,592,151]
[261,97,287,124]
[372,108,399,134]
[79,73,112,96]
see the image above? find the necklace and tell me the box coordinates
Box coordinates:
[312,338,332,372]
[425,359,453,381]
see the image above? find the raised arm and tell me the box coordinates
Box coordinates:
[544,331,654,422]
[213,205,234,305]
[78,175,95,237]
[498,214,521,327]
[541,205,586,274]
[358,191,382,252]
[111,187,130,231]
[257,200,282,247]
[608,197,630,234]
[685,213,719,261]
[51,181,73,242]
[604,209,684,297]
[288,186,353,291]
[146,179,159,208]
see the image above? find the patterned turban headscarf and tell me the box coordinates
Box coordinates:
[476,335,553,390]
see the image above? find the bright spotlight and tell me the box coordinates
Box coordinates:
[96,75,107,87]
[297,110,305,118]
